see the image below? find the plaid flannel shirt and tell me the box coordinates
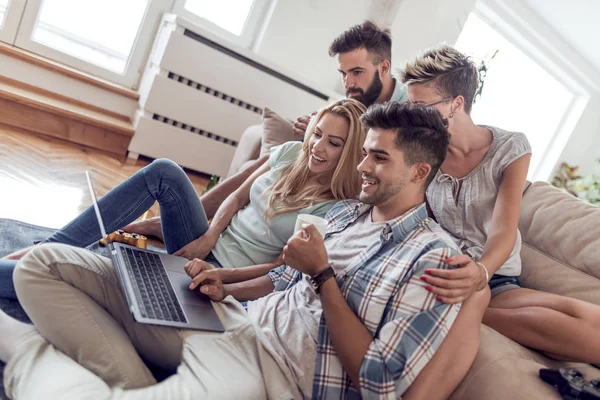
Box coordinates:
[267,200,461,399]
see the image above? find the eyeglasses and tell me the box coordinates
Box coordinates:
[407,97,454,108]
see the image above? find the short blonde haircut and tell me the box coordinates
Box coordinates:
[265,98,367,218]
[401,44,479,113]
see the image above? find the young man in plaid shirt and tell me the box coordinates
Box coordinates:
[2,102,462,400]
[192,102,462,399]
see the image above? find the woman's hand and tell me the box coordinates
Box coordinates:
[420,254,487,304]
[174,232,218,260]
[184,258,214,278]
[184,258,233,283]
[273,251,285,267]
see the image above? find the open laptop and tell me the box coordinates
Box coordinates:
[85,170,224,332]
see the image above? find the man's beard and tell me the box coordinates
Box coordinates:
[358,175,406,206]
[346,71,384,107]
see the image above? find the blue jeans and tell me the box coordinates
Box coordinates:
[43,158,210,253]
[488,274,521,298]
[0,259,18,299]
[0,159,211,299]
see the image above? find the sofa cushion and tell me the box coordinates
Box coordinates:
[260,108,295,157]
[449,325,599,400]
[519,182,600,305]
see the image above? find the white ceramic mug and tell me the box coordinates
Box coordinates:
[294,214,327,238]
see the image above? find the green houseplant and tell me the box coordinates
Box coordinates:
[551,159,600,206]
[473,50,499,104]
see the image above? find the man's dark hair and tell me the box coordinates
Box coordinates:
[360,102,450,187]
[328,21,392,64]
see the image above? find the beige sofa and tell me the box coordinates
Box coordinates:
[227,124,262,177]
[449,181,600,400]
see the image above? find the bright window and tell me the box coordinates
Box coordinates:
[455,13,574,180]
[173,0,271,48]
[0,0,169,87]
[183,0,255,36]
[0,0,273,86]
[0,0,9,27]
[31,0,149,73]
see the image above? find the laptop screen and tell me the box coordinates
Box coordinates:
[85,170,108,240]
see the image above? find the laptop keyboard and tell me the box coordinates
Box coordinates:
[120,248,187,323]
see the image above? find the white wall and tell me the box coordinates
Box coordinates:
[522,0,600,76]
[254,0,372,95]
[367,0,405,30]
[254,0,410,95]
[556,94,600,175]
[390,0,477,69]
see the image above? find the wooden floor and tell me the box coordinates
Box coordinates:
[0,123,209,229]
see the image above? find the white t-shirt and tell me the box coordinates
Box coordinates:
[246,210,386,397]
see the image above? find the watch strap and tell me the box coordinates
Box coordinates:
[311,266,335,293]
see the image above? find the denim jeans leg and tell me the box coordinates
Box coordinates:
[42,159,209,254]
[0,259,18,299]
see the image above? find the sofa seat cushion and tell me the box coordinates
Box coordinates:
[450,325,599,400]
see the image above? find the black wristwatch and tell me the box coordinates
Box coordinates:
[310,266,336,293]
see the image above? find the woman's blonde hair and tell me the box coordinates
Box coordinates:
[265,98,367,218]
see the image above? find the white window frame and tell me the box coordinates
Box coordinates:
[172,0,272,49]
[0,0,27,43]
[467,0,598,181]
[12,0,172,88]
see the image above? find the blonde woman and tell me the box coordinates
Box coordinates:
[7,99,366,277]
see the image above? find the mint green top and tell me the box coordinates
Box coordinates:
[211,142,337,268]
[390,76,408,103]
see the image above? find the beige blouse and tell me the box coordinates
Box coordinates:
[426,126,532,276]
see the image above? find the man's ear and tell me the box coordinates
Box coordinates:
[379,59,391,76]
[412,162,432,184]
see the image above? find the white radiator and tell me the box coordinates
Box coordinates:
[129,14,335,177]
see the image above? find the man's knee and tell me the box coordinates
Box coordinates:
[14,243,66,295]
[14,243,112,293]
[17,242,69,270]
